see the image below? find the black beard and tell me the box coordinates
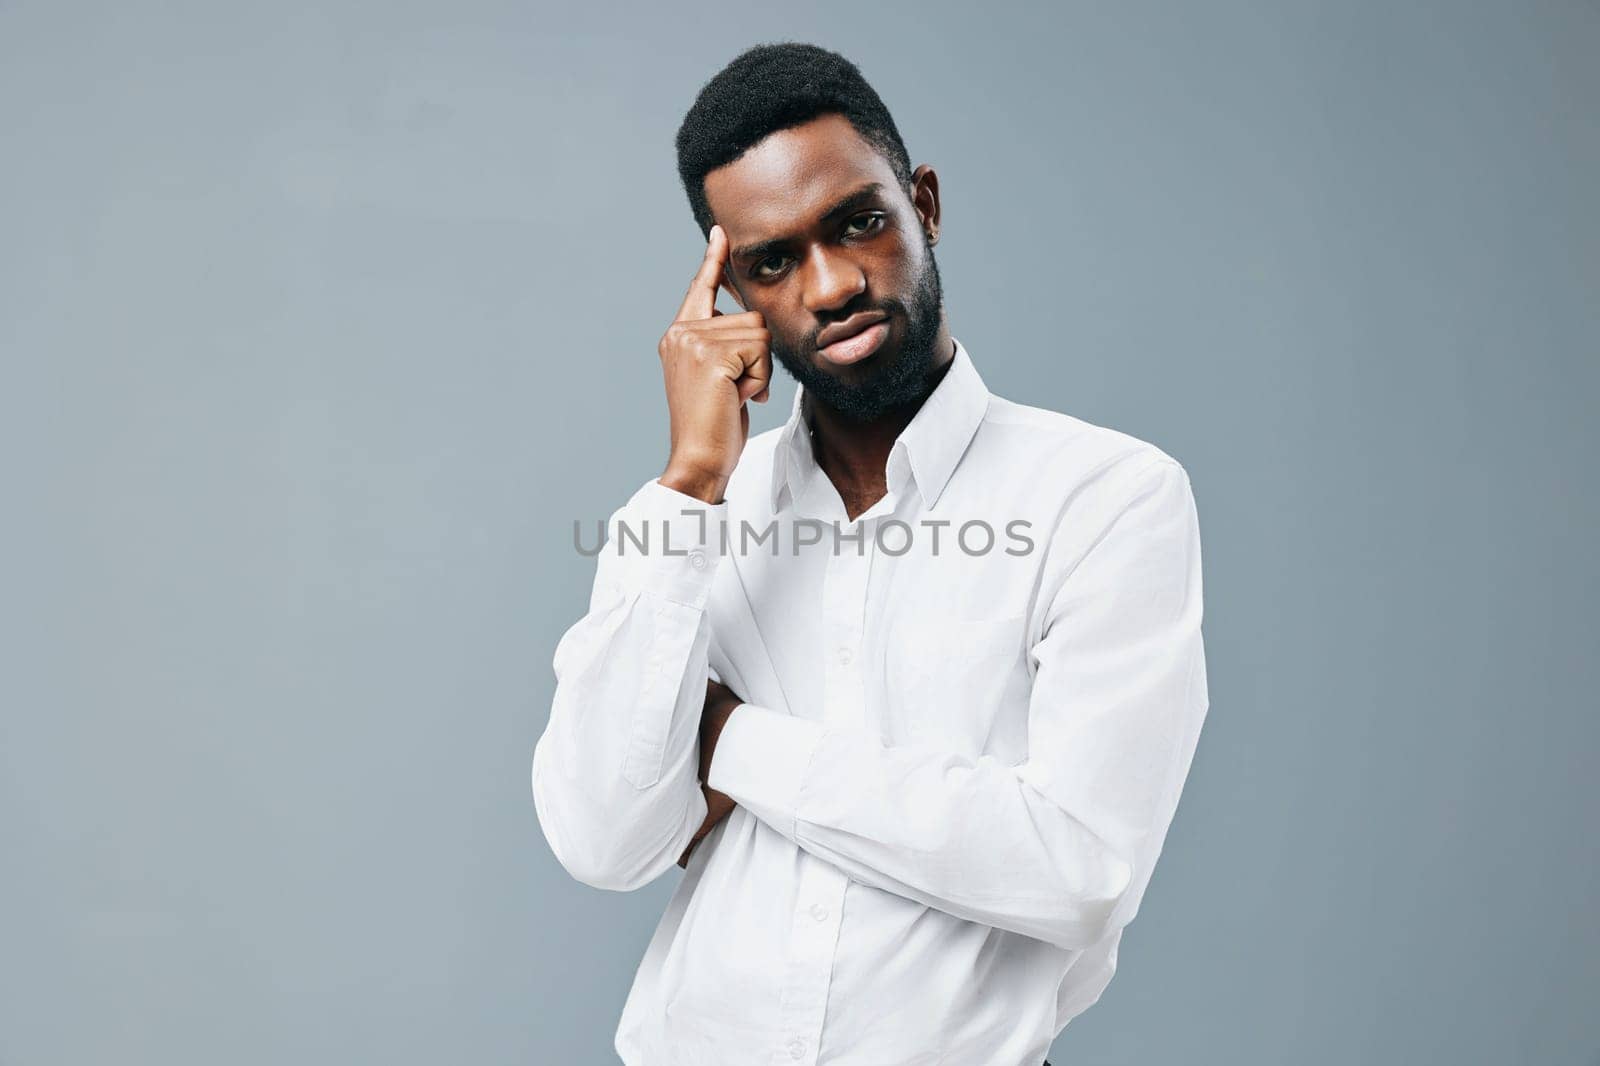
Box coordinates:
[768,244,945,424]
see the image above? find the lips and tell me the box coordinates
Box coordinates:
[817,320,890,366]
[816,311,890,351]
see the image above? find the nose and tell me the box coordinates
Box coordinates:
[801,245,866,316]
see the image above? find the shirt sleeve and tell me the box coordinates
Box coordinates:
[706,458,1209,950]
[531,477,725,892]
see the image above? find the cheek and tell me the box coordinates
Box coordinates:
[873,233,925,292]
[750,298,805,349]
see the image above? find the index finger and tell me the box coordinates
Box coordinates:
[675,224,728,322]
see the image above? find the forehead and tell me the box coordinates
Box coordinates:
[703,112,901,241]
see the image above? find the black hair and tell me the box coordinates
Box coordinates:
[674,42,915,236]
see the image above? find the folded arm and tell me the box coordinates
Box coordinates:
[707,459,1209,950]
[531,478,724,892]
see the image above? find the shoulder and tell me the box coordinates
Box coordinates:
[978,394,1190,497]
[981,398,1200,597]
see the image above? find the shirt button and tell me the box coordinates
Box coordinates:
[809,903,828,922]
[788,1038,806,1059]
[836,646,853,666]
[688,549,707,571]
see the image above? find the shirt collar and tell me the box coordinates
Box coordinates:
[768,336,990,514]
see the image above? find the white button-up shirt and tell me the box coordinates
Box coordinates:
[533,338,1209,1066]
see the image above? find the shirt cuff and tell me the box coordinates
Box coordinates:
[706,703,822,841]
[606,477,729,610]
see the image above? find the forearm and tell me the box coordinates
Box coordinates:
[707,705,1135,950]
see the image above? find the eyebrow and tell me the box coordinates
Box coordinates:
[730,182,887,262]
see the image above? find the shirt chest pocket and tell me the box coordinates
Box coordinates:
[883,613,1027,756]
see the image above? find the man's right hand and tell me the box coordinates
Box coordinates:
[657,224,772,505]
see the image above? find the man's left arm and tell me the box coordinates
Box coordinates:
[706,459,1209,951]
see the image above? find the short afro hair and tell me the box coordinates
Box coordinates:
[675,42,915,237]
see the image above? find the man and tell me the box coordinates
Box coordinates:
[532,42,1209,1066]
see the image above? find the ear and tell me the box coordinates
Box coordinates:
[909,163,941,246]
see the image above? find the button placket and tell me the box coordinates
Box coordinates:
[821,517,873,731]
[764,518,870,1056]
[767,518,871,1066]
[770,862,846,1066]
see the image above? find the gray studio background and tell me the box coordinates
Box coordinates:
[2,2,1596,1064]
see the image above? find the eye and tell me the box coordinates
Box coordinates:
[752,254,791,280]
[843,212,887,238]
